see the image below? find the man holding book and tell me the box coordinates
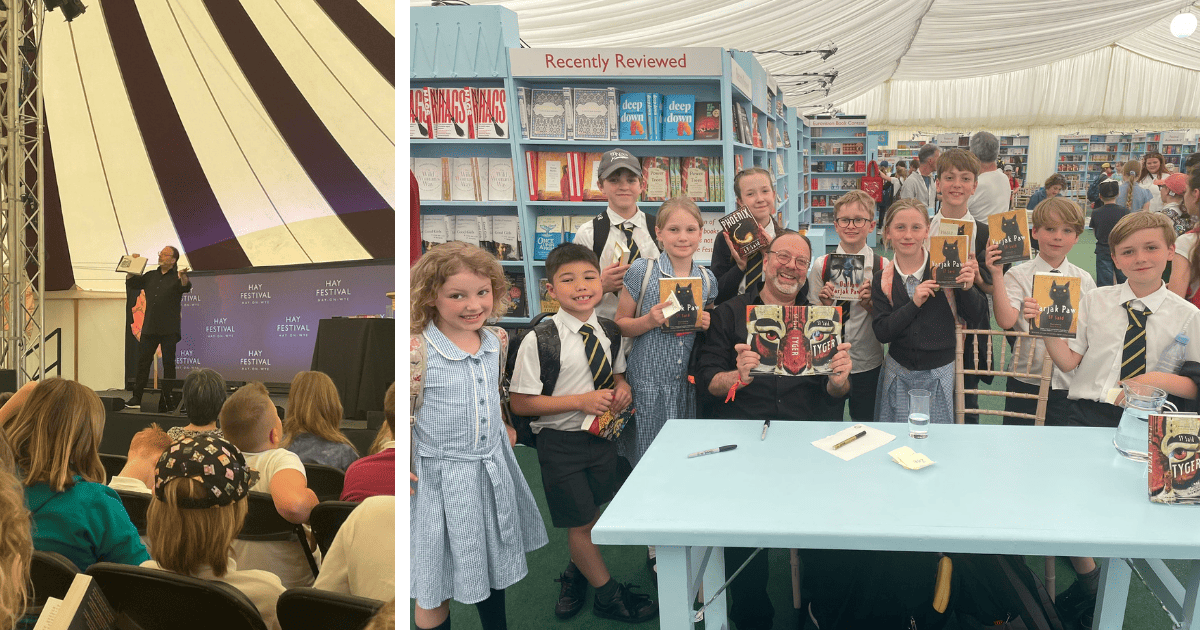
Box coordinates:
[125,246,191,408]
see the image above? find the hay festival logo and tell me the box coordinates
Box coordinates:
[182,293,201,307]
[241,349,270,371]
[205,317,234,339]
[277,315,311,338]
[176,348,200,367]
[241,283,271,306]
[315,278,351,303]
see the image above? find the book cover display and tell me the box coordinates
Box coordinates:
[412,157,446,201]
[659,277,702,332]
[825,253,865,300]
[492,216,522,261]
[505,272,528,317]
[572,87,610,141]
[718,207,769,260]
[1149,413,1200,504]
[989,209,1032,264]
[536,152,569,201]
[1029,272,1079,338]
[937,217,975,248]
[682,156,710,202]
[641,156,671,202]
[410,87,434,139]
[534,216,564,260]
[472,87,508,139]
[930,235,969,289]
[435,87,476,139]
[696,102,721,140]
[619,92,649,140]
[530,89,567,140]
[662,94,695,140]
[746,305,842,376]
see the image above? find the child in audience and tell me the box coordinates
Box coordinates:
[986,197,1097,423]
[1168,166,1200,302]
[342,384,395,501]
[142,434,284,630]
[313,495,395,602]
[281,371,359,471]
[711,167,787,305]
[1154,172,1193,235]
[809,189,885,422]
[108,423,172,493]
[1092,178,1130,286]
[409,242,548,630]
[170,368,227,440]
[510,243,656,624]
[1,379,148,571]
[872,199,987,424]
[572,149,660,319]
[0,434,32,630]
[221,382,319,588]
[1119,159,1153,213]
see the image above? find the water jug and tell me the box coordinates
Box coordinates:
[1114,381,1178,461]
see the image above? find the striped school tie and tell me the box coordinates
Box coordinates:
[1121,301,1151,380]
[745,251,764,289]
[619,223,641,263]
[579,324,615,390]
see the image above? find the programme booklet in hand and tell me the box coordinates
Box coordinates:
[1029,272,1080,338]
[718,207,769,260]
[825,253,865,301]
[746,305,842,376]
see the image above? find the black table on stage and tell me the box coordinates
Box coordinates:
[311,318,395,419]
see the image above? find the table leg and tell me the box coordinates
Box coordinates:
[702,546,728,629]
[1094,558,1131,630]
[1181,560,1200,629]
[657,545,698,629]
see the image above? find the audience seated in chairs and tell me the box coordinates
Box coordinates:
[302,464,345,503]
[221,382,320,589]
[108,423,171,494]
[141,434,284,630]
[276,587,384,630]
[0,379,148,572]
[281,371,360,472]
[312,496,394,601]
[0,431,33,630]
[90,562,270,630]
[306,501,360,556]
[341,384,395,502]
[170,368,228,441]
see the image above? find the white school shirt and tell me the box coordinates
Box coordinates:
[968,170,1012,222]
[510,309,627,434]
[808,244,885,373]
[108,476,151,494]
[231,448,318,589]
[1066,282,1200,402]
[899,170,938,211]
[1140,175,1165,214]
[312,495,395,601]
[573,208,659,320]
[142,559,285,630]
[1001,256,1097,388]
[737,219,778,296]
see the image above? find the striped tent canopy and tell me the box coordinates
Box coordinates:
[41,0,395,291]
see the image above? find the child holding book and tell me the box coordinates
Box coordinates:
[986,197,1097,424]
[509,243,656,624]
[711,167,786,305]
[808,189,885,421]
[872,199,988,424]
[572,149,660,319]
[409,242,548,630]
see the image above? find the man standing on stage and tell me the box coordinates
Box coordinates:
[126,246,191,408]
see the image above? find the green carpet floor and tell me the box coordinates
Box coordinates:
[413,227,1185,629]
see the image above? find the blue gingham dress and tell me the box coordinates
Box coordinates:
[410,325,548,608]
[617,256,717,467]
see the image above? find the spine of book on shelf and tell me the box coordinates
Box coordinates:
[568,152,584,202]
[516,87,531,139]
[562,86,574,140]
[525,151,539,201]
[606,87,621,141]
[471,157,489,201]
[478,215,495,255]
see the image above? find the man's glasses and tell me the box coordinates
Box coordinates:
[834,217,870,227]
[767,251,810,268]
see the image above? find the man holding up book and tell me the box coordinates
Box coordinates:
[125,246,191,408]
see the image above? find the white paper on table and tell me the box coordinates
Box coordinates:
[812,423,896,461]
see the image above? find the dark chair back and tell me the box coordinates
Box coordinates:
[115,489,152,535]
[307,501,360,556]
[276,587,383,630]
[87,562,268,630]
[99,453,127,484]
[240,491,319,578]
[304,464,345,502]
[29,550,79,608]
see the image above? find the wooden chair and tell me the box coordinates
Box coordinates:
[953,326,1057,598]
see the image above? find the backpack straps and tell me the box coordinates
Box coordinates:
[591,212,610,261]
[533,319,562,395]
[597,317,622,358]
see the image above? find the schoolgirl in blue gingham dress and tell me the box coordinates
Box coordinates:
[617,255,716,467]
[410,324,548,609]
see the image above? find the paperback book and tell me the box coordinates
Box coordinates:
[659,277,703,333]
[824,254,865,300]
[534,216,564,260]
[572,88,610,141]
[1029,272,1080,338]
[505,272,527,318]
[718,207,769,260]
[492,216,522,261]
[471,87,508,139]
[641,156,671,202]
[696,102,721,140]
[746,305,842,376]
[529,89,568,140]
[619,93,649,140]
[733,102,752,146]
[538,278,560,314]
[411,157,446,201]
[421,215,451,253]
[410,87,434,139]
[682,156,710,202]
[662,94,695,141]
[930,235,969,289]
[536,152,569,201]
[1149,413,1200,504]
[988,209,1032,264]
[487,158,515,202]
[580,152,608,200]
[937,217,975,250]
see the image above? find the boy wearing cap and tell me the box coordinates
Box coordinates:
[573,149,659,319]
[1091,178,1129,286]
[143,434,286,630]
[221,382,320,588]
[1155,172,1193,236]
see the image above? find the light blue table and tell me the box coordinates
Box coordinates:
[591,419,1200,629]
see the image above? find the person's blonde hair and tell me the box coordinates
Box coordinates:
[218,382,276,452]
[833,190,876,219]
[370,383,396,455]
[1031,197,1085,235]
[128,423,172,460]
[281,372,356,453]
[1,378,105,491]
[362,599,396,630]
[410,242,509,335]
[880,198,931,250]
[895,164,909,180]
[368,423,393,455]
[1122,159,1142,210]
[0,434,31,629]
[1109,211,1175,250]
[654,197,703,233]
[147,477,248,578]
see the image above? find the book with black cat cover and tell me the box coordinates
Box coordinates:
[825,253,865,300]
[930,235,969,289]
[659,277,702,332]
[1030,272,1080,338]
[937,217,975,250]
[988,209,1032,264]
[718,207,769,260]
[1149,413,1200,504]
[746,305,842,376]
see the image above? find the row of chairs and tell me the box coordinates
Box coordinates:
[31,552,382,630]
[98,454,349,502]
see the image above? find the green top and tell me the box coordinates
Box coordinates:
[24,475,150,571]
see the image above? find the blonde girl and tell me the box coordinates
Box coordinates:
[711,167,785,305]
[871,199,988,424]
[0,433,32,630]
[1119,159,1154,213]
[0,378,148,571]
[281,371,359,471]
[409,242,547,630]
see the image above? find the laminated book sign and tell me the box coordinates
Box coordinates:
[1149,413,1200,503]
[746,305,842,376]
[825,254,865,301]
[718,207,768,260]
[1029,273,1080,338]
[930,235,969,289]
[659,277,702,333]
[988,209,1032,264]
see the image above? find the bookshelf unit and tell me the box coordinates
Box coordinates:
[997,135,1029,184]
[1055,135,1090,199]
[1161,131,1198,168]
[803,115,875,249]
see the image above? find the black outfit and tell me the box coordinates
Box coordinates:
[709,217,785,306]
[1086,172,1107,209]
[1091,202,1131,285]
[128,263,191,401]
[694,285,843,630]
[871,262,989,372]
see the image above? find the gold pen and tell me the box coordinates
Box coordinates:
[832,430,867,450]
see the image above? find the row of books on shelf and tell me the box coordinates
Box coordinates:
[729,102,789,149]
[997,147,1026,155]
[811,176,864,191]
[1163,145,1197,155]
[1057,164,1086,172]
[412,157,516,202]
[421,214,523,261]
[810,128,866,138]
[520,89,720,142]
[1058,154,1085,161]
[524,151,727,203]
[410,87,509,140]
[812,160,865,173]
[811,142,865,156]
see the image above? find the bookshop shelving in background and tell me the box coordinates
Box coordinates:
[1054,130,1197,202]
[803,115,875,247]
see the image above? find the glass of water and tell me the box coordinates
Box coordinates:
[908,389,931,439]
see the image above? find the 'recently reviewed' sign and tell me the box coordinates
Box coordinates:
[509,47,723,77]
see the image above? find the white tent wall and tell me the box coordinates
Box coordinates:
[43,290,125,391]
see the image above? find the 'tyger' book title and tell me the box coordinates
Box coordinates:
[746,305,842,376]
[1149,413,1200,504]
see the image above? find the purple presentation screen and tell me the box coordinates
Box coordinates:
[176,261,395,382]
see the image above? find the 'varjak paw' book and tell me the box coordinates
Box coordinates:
[988,209,1032,264]
[930,235,969,289]
[660,277,703,333]
[746,305,842,376]
[825,254,865,301]
[1029,272,1079,338]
